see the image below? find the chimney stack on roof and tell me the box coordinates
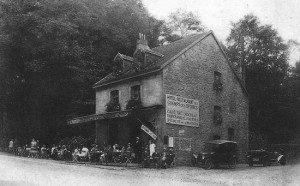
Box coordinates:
[137,33,149,50]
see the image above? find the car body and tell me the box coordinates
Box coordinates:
[247,149,286,167]
[191,140,238,169]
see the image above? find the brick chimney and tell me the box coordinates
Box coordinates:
[136,33,149,50]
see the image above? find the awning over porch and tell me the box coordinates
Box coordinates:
[67,105,162,125]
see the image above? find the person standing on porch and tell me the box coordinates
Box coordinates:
[149,140,156,157]
[134,137,142,163]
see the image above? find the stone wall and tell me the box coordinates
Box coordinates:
[162,34,249,164]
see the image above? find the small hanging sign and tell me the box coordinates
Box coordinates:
[141,124,157,140]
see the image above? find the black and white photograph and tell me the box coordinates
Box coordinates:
[0,0,299,185]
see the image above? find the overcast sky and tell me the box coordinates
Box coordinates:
[143,0,300,66]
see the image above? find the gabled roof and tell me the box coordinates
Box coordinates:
[93,32,210,88]
[149,32,209,69]
[93,31,248,96]
[143,48,164,57]
[114,53,133,62]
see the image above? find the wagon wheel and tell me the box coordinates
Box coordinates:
[228,158,237,169]
[204,159,212,170]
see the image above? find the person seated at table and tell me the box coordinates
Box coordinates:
[75,144,89,161]
[25,144,31,157]
[60,145,67,160]
[161,146,168,169]
[126,143,133,152]
[72,146,80,162]
[28,139,38,158]
[90,144,96,152]
[51,145,59,160]
[151,147,161,168]
[40,145,48,158]
[51,144,56,158]
[100,145,107,163]
[90,145,101,162]
[30,139,37,150]
[141,145,150,167]
[166,147,175,167]
[91,144,100,152]
[73,146,79,155]
[113,144,120,152]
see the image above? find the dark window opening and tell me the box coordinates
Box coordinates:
[213,106,222,125]
[110,90,119,103]
[228,128,234,141]
[126,85,142,110]
[213,71,223,91]
[131,85,141,100]
[163,136,168,145]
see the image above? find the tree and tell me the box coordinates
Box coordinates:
[0,0,162,144]
[168,9,206,37]
[226,14,292,143]
[159,9,206,45]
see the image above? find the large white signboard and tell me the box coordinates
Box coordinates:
[166,94,199,127]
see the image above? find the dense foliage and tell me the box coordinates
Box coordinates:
[226,14,300,143]
[0,0,162,144]
[159,9,206,44]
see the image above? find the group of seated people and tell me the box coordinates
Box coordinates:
[141,146,175,169]
[71,143,135,164]
[71,142,175,169]
[10,138,73,160]
[10,138,50,158]
[8,138,175,168]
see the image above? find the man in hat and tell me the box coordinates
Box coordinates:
[134,137,142,163]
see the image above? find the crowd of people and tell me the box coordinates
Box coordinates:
[7,137,175,169]
[8,138,73,160]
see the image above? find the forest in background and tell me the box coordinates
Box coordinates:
[0,0,299,147]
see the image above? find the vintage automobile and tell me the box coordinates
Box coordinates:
[247,149,286,167]
[191,140,238,170]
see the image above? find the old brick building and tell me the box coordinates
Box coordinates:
[68,31,249,165]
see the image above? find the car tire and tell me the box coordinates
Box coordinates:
[204,159,212,170]
[214,163,219,169]
[191,157,196,167]
[248,161,253,167]
[262,158,270,167]
[228,158,237,169]
[279,157,286,165]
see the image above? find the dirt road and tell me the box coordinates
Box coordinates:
[0,153,299,186]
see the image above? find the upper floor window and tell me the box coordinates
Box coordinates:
[131,85,141,100]
[213,71,223,91]
[126,85,142,110]
[213,106,222,125]
[106,90,120,112]
[110,90,119,103]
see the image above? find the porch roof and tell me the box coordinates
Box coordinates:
[67,105,162,125]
